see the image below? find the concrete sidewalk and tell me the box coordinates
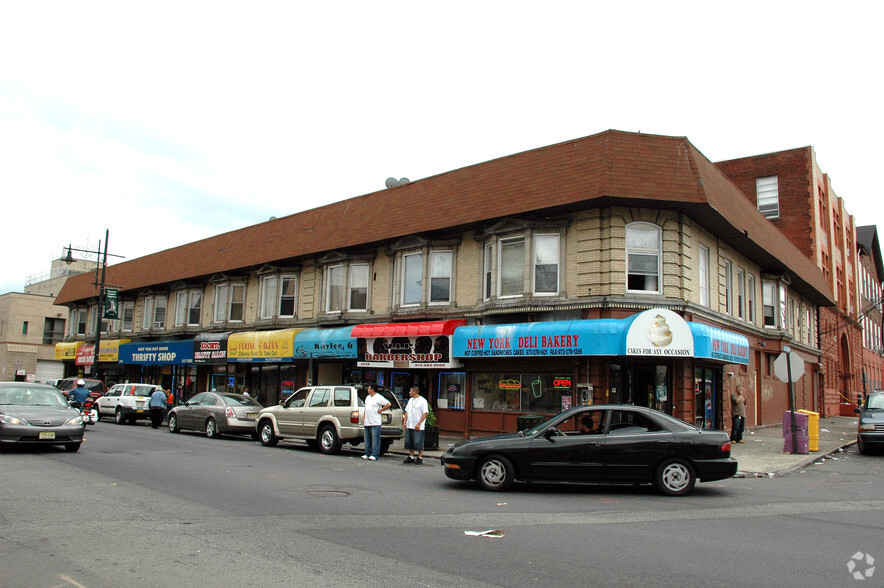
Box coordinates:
[387,416,859,477]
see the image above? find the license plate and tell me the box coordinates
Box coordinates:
[247,412,258,419]
[39,431,55,440]
[136,409,144,413]
[383,414,391,424]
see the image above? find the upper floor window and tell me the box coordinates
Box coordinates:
[724,260,733,314]
[121,302,134,332]
[174,289,203,327]
[698,245,709,307]
[261,274,298,319]
[142,296,167,330]
[484,243,493,301]
[214,283,245,323]
[756,176,779,219]
[481,221,565,301]
[400,251,453,306]
[762,280,778,328]
[324,261,370,314]
[430,251,452,303]
[533,234,559,295]
[42,317,65,345]
[737,268,745,320]
[626,223,661,293]
[499,237,525,297]
[747,275,756,323]
[402,253,423,306]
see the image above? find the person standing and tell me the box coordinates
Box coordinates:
[730,385,748,443]
[149,387,167,429]
[362,384,391,461]
[402,385,428,465]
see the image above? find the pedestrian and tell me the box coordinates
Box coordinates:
[149,386,167,428]
[362,384,391,461]
[165,388,175,421]
[402,385,428,465]
[730,385,748,443]
[242,386,251,397]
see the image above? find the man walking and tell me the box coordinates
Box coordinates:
[149,386,167,429]
[402,385,428,465]
[730,385,748,443]
[362,384,391,460]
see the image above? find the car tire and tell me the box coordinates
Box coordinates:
[65,442,81,452]
[655,458,696,496]
[168,414,180,433]
[114,408,125,425]
[857,438,867,455]
[318,425,341,454]
[476,454,515,491]
[259,420,278,447]
[206,418,221,439]
[379,439,392,455]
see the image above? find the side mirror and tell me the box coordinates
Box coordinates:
[543,427,558,439]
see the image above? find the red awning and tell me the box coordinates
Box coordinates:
[351,320,466,338]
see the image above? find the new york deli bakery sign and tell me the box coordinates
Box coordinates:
[357,334,461,369]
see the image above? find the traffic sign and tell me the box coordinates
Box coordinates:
[774,351,805,383]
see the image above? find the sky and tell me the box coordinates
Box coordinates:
[2,2,882,295]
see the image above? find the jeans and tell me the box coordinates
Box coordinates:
[731,415,745,442]
[364,425,382,458]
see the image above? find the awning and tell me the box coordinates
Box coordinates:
[293,327,357,359]
[76,344,95,366]
[689,323,750,365]
[55,341,84,360]
[351,319,465,338]
[193,332,232,364]
[118,340,195,365]
[98,338,130,362]
[227,328,301,362]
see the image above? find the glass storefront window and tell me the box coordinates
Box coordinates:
[437,372,466,409]
[472,373,570,414]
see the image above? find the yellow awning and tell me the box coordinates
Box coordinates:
[227,329,302,361]
[98,338,131,362]
[55,341,84,360]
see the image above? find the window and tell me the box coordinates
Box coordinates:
[42,318,65,345]
[429,251,452,303]
[229,285,245,322]
[261,274,298,319]
[214,283,244,323]
[737,268,745,319]
[349,263,369,310]
[724,261,732,314]
[626,223,661,293]
[756,176,779,219]
[76,309,88,335]
[499,237,525,297]
[484,243,493,300]
[188,291,202,326]
[121,302,134,332]
[327,265,345,313]
[22,321,28,335]
[747,275,756,323]
[213,285,228,323]
[533,235,559,295]
[762,281,777,327]
[699,245,709,307]
[402,253,422,306]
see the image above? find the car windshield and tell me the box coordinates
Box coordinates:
[0,387,67,407]
[221,394,262,407]
[866,394,884,410]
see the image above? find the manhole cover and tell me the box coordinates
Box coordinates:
[306,490,351,497]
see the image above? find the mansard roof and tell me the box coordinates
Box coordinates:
[56,130,835,306]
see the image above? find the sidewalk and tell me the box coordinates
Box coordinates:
[387,416,859,477]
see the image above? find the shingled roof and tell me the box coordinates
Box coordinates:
[55,130,835,307]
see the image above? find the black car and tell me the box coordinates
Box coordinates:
[441,404,737,496]
[855,391,884,454]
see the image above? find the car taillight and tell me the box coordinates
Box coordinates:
[226,407,236,419]
[350,411,360,424]
[720,441,731,453]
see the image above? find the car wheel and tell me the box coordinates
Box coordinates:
[259,420,278,447]
[476,454,515,491]
[114,408,125,425]
[655,458,696,496]
[318,425,341,454]
[65,442,81,452]
[206,418,221,439]
[379,439,392,455]
[857,438,867,455]
[168,414,180,433]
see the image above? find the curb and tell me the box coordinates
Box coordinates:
[733,439,857,478]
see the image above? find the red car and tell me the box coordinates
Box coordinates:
[56,377,106,399]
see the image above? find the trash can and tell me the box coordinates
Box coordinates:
[516,414,546,431]
[797,409,820,452]
[783,410,809,454]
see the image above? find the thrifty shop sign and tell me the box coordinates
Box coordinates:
[463,335,581,357]
[129,347,178,362]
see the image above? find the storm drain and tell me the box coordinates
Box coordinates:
[306,490,351,497]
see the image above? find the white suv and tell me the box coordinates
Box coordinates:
[94,383,164,424]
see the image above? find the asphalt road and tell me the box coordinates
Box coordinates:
[1,421,882,588]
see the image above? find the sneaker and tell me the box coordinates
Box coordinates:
[403,456,414,464]
[415,457,423,465]
[361,455,368,459]
[737,440,745,443]
[368,456,377,461]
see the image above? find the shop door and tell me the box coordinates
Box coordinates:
[694,367,721,429]
[630,364,670,413]
[391,371,413,408]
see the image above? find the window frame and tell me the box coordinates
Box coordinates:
[401,252,423,307]
[625,222,662,294]
[756,175,780,219]
[698,245,709,307]
[429,250,452,304]
[532,234,560,296]
[498,236,526,298]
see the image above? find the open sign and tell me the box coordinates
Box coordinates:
[553,378,572,388]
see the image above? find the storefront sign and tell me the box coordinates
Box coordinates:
[353,320,464,369]
[118,340,195,365]
[293,327,357,359]
[193,332,231,364]
[98,339,130,363]
[55,341,83,360]
[76,344,95,366]
[689,322,750,365]
[228,329,299,362]
[625,309,694,358]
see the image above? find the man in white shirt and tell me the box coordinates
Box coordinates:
[362,384,391,460]
[402,385,429,465]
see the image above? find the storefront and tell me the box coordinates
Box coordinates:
[292,327,358,387]
[70,339,130,385]
[118,340,194,392]
[351,320,465,408]
[227,329,300,405]
[54,341,83,378]
[190,332,231,402]
[450,309,749,437]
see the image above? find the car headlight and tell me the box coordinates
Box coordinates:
[860,423,875,431]
[64,415,85,426]
[1,414,28,425]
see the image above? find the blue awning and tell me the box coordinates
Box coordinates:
[118,340,195,365]
[452,320,626,358]
[293,327,357,359]
[688,323,749,365]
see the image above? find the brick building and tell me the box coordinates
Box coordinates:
[856,225,884,395]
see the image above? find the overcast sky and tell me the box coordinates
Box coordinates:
[2,2,882,295]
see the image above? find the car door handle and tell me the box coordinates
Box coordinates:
[656,440,671,445]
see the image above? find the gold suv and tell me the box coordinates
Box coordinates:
[256,384,403,455]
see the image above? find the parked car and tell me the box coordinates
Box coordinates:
[168,392,263,439]
[855,391,884,454]
[93,383,164,424]
[256,384,403,455]
[57,377,106,400]
[0,382,85,451]
[441,404,738,496]
[42,378,63,388]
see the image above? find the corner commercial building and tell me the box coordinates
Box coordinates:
[55,130,837,437]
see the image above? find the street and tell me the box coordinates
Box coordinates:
[1,422,882,588]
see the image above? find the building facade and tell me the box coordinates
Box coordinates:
[55,131,836,437]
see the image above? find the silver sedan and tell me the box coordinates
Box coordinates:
[168,392,262,439]
[0,383,85,452]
